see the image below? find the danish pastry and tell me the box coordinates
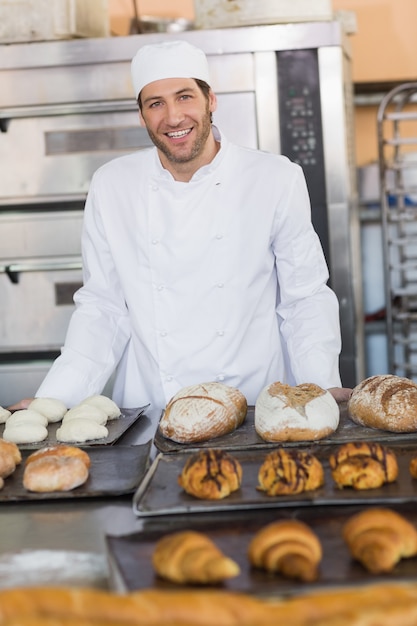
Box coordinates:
[257,449,324,496]
[248,519,322,582]
[152,530,240,584]
[329,442,398,490]
[178,449,242,500]
[343,508,417,573]
[409,456,417,479]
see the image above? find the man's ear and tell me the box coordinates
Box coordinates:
[209,90,217,114]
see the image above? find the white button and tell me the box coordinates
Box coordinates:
[152,239,159,245]
[217,374,225,381]
[216,330,224,336]
[157,284,165,291]
[166,375,173,382]
[151,185,159,191]
[217,282,224,288]
[216,234,223,240]
[160,331,167,337]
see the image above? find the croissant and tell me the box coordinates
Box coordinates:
[248,519,322,582]
[329,442,398,490]
[152,530,240,584]
[343,508,417,573]
[178,449,242,500]
[257,449,324,496]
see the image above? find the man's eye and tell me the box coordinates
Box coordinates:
[149,101,161,108]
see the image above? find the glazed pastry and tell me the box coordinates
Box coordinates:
[255,382,339,442]
[409,456,417,479]
[178,449,242,500]
[343,508,417,573]
[152,530,240,584]
[329,442,398,490]
[248,519,322,582]
[160,382,247,443]
[257,449,324,496]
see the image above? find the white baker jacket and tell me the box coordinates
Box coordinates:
[36,128,342,411]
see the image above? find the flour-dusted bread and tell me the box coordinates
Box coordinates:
[254,382,339,442]
[348,374,417,432]
[159,382,247,443]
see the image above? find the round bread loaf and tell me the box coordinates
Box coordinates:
[254,382,339,442]
[348,374,417,432]
[159,382,247,443]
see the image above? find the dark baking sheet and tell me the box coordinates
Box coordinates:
[133,442,417,517]
[153,404,417,453]
[0,406,148,449]
[107,502,417,596]
[0,441,152,502]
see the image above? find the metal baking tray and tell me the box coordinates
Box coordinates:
[153,404,417,454]
[0,440,152,502]
[133,442,417,517]
[0,406,148,449]
[107,502,417,595]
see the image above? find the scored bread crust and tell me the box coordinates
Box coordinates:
[348,374,417,432]
[159,382,247,443]
[255,382,339,442]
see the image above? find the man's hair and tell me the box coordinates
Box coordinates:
[137,79,211,114]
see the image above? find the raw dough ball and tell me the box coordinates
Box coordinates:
[82,395,121,420]
[3,422,48,444]
[62,405,108,426]
[0,407,11,424]
[29,398,67,423]
[7,410,48,427]
[56,418,108,443]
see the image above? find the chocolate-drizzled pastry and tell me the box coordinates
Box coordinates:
[178,449,242,500]
[256,449,324,496]
[329,442,398,490]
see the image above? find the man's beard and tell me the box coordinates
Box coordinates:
[146,106,212,165]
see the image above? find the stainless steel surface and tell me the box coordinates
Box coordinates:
[377,82,417,379]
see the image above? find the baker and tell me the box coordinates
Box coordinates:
[10,39,351,412]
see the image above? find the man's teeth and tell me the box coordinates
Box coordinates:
[167,129,191,138]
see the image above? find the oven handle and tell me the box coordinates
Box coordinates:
[3,260,82,284]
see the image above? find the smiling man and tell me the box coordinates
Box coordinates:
[12,39,351,413]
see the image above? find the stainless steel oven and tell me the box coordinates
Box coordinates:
[0,21,363,404]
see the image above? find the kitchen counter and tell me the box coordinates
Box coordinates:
[0,407,160,589]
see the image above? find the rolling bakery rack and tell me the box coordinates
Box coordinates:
[377,82,417,378]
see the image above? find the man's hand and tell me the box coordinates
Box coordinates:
[328,387,352,403]
[7,398,34,411]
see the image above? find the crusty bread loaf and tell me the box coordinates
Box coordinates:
[178,449,242,500]
[159,382,247,444]
[348,374,417,432]
[254,382,339,442]
[0,438,21,480]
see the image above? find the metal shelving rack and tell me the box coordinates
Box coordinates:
[377,82,417,378]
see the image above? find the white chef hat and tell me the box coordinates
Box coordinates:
[131,39,211,99]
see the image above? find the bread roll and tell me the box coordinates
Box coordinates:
[23,445,90,493]
[0,438,21,479]
[3,422,48,444]
[25,445,91,469]
[62,405,108,425]
[159,382,247,444]
[6,410,48,427]
[255,382,339,442]
[348,374,417,432]
[0,407,11,424]
[29,398,67,423]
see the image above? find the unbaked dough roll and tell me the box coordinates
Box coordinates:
[3,422,48,444]
[6,410,48,427]
[255,382,339,442]
[348,374,417,432]
[29,397,67,423]
[0,407,11,424]
[62,404,108,425]
[56,418,108,443]
[82,395,121,420]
